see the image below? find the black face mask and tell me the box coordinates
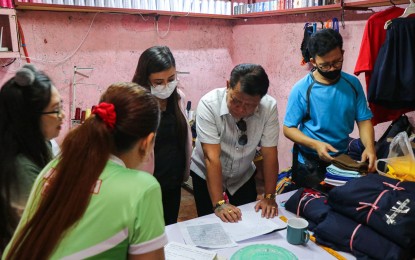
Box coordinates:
[317,67,341,80]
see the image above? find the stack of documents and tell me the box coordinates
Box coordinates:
[178,209,286,249]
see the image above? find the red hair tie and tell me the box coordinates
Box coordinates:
[92,102,116,129]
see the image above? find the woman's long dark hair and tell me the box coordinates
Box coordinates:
[0,68,53,254]
[132,46,188,158]
[5,83,160,260]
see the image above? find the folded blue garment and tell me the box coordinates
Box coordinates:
[325,172,358,181]
[329,174,415,249]
[326,164,361,177]
[314,210,413,260]
[324,178,347,187]
[284,188,330,231]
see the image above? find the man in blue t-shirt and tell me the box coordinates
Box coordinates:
[283,29,376,188]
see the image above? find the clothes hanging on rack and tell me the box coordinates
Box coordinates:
[399,0,415,18]
[300,19,338,65]
[300,22,317,65]
[368,17,415,109]
[354,7,414,126]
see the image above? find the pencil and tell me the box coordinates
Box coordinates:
[279,215,347,260]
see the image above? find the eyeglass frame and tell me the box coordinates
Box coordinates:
[316,59,344,72]
[41,101,63,118]
[236,118,248,146]
[312,49,345,72]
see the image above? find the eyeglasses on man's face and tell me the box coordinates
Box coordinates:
[42,101,63,118]
[236,118,248,146]
[316,59,343,72]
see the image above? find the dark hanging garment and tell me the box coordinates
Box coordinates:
[368,18,415,109]
[354,7,414,126]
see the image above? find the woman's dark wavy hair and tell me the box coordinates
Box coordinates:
[132,46,188,169]
[0,68,53,254]
[6,83,160,260]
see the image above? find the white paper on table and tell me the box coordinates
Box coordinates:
[221,210,286,242]
[178,219,238,249]
[165,241,217,260]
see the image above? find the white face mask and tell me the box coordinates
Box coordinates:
[150,80,178,99]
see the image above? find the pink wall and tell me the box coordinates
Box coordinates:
[1,8,414,169]
[231,10,415,168]
[0,10,235,141]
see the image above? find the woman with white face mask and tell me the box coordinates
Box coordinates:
[132,46,192,225]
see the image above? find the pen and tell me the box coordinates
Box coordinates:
[279,215,347,260]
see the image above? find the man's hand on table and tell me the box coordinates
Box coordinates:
[214,203,242,223]
[255,197,278,218]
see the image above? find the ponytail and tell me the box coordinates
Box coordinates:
[6,117,112,260]
[6,83,160,260]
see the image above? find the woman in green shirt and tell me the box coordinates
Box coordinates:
[4,83,165,260]
[0,64,64,254]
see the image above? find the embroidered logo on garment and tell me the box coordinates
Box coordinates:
[385,199,411,225]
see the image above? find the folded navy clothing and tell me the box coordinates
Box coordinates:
[314,211,413,260]
[328,174,415,249]
[284,188,330,231]
[325,172,357,181]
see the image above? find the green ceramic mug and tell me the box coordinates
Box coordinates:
[286,218,310,245]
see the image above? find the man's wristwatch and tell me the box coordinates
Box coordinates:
[213,200,225,211]
[264,193,276,200]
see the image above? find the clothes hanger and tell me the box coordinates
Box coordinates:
[399,0,415,18]
[324,19,332,29]
[385,0,415,29]
[332,18,339,31]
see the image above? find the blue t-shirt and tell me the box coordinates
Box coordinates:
[284,71,372,155]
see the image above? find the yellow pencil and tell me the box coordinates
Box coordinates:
[279,215,347,260]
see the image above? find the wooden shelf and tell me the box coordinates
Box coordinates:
[234,3,342,18]
[12,0,401,20]
[343,0,408,7]
[0,51,20,59]
[12,1,345,19]
[13,2,237,19]
[0,8,19,59]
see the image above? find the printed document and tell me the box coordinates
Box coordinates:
[222,210,285,241]
[178,219,238,249]
[165,242,217,260]
[178,209,286,248]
